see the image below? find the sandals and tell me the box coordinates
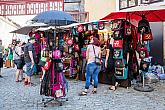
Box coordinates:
[79,91,87,96]
[24,81,28,85]
[109,86,116,91]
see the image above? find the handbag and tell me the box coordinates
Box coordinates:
[113,40,123,48]
[77,25,84,33]
[125,22,132,36]
[98,21,105,30]
[92,22,98,30]
[113,30,123,40]
[5,60,11,68]
[52,50,61,59]
[142,32,153,41]
[74,44,80,52]
[112,19,123,31]
[115,67,128,79]
[52,84,64,98]
[92,45,101,65]
[81,48,87,58]
[113,49,123,59]
[138,18,150,33]
[67,38,73,46]
[139,47,149,59]
[114,59,125,68]
[44,60,52,71]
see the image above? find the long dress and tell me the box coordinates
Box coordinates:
[106,44,116,86]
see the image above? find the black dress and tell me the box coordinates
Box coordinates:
[106,44,116,86]
[117,43,133,88]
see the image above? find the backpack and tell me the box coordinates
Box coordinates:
[138,18,150,34]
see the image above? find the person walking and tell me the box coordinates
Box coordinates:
[0,39,4,77]
[13,41,25,82]
[79,37,101,96]
[24,37,36,86]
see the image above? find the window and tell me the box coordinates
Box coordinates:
[129,0,137,7]
[141,0,163,4]
[120,0,127,9]
[119,0,138,10]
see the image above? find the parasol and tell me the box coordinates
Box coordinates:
[10,23,48,35]
[31,10,76,26]
[101,5,165,23]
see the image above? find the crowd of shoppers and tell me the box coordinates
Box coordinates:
[0,37,37,87]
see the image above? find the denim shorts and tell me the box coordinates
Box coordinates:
[25,62,34,77]
[14,59,24,69]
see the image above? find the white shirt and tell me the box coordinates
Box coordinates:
[13,46,23,60]
[86,44,101,64]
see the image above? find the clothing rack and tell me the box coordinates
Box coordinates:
[40,58,68,107]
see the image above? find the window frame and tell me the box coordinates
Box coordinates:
[141,0,164,4]
[119,0,138,10]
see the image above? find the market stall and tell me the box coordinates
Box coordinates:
[61,20,139,88]
[101,5,165,91]
[11,10,76,106]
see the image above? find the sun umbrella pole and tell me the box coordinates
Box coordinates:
[54,29,56,50]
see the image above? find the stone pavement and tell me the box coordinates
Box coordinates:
[0,68,165,110]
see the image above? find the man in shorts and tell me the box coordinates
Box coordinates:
[24,37,36,86]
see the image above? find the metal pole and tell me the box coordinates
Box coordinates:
[54,30,56,50]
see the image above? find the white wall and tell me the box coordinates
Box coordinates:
[0,15,35,48]
[0,18,16,48]
[85,0,116,21]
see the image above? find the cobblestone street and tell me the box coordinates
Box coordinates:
[0,68,165,110]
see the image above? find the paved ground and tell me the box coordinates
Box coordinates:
[0,68,165,110]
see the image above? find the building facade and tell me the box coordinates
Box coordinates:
[64,0,89,22]
[0,17,20,48]
[84,0,116,21]
[116,0,165,11]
